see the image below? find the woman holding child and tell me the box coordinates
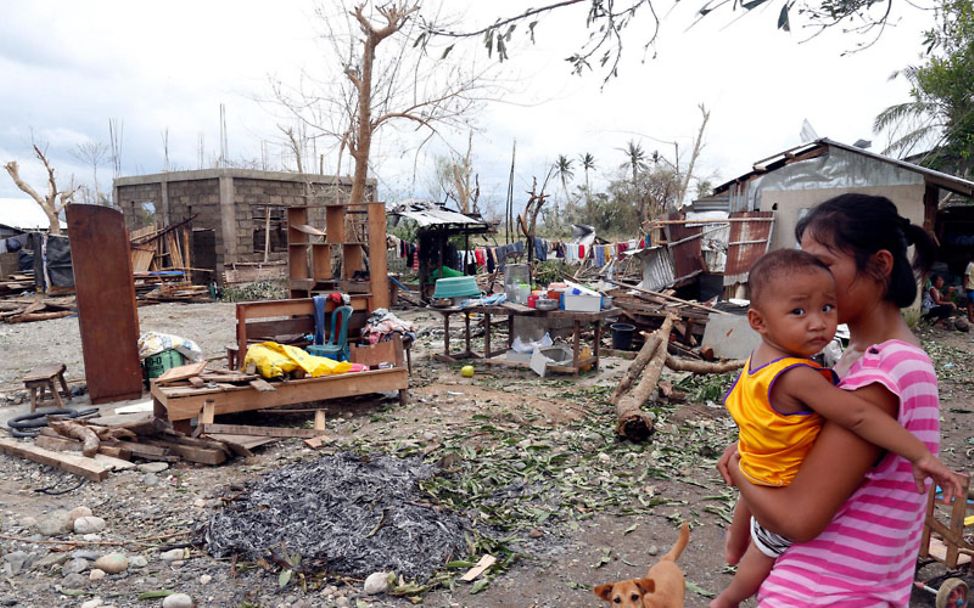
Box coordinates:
[716,193,954,607]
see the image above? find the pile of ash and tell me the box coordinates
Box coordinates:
[202,452,472,581]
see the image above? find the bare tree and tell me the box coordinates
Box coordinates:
[72,141,109,204]
[4,145,77,235]
[434,131,480,213]
[272,1,492,206]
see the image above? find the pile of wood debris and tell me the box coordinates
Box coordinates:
[0,295,76,323]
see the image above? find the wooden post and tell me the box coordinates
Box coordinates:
[314,409,326,432]
[367,202,390,309]
[200,400,215,425]
[263,206,271,263]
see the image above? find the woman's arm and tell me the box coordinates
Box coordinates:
[730,383,897,541]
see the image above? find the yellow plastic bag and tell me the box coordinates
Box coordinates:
[243,342,354,379]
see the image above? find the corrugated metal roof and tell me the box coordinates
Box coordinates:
[635,246,676,292]
[389,199,488,228]
[723,211,774,286]
[0,198,64,230]
[665,213,706,284]
[713,138,974,198]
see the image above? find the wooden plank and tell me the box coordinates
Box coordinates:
[349,340,398,368]
[199,401,215,425]
[86,413,157,432]
[205,433,278,451]
[0,437,111,481]
[292,224,326,237]
[304,436,327,449]
[111,440,178,462]
[67,204,143,404]
[153,367,409,422]
[201,423,323,438]
[155,360,208,385]
[141,439,226,465]
[92,453,136,471]
[249,378,276,392]
[460,554,497,582]
[314,410,326,432]
[367,202,390,309]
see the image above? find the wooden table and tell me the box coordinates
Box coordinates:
[428,302,618,375]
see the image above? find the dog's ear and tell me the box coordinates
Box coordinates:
[636,578,656,594]
[593,583,614,601]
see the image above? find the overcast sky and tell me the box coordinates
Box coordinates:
[0,1,935,215]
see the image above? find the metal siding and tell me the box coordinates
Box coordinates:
[723,211,775,286]
[665,212,705,284]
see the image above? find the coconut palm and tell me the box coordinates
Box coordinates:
[578,152,596,222]
[618,140,648,185]
[553,154,575,226]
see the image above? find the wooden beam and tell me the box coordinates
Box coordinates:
[154,360,208,385]
[0,438,112,481]
[200,423,324,438]
[140,438,226,465]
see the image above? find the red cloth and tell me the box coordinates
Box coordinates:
[474,248,486,267]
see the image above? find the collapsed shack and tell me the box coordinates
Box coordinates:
[203,452,473,582]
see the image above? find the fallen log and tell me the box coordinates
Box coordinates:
[664,356,745,374]
[611,315,673,402]
[612,316,675,442]
[49,420,100,457]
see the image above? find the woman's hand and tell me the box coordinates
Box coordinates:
[717,443,740,486]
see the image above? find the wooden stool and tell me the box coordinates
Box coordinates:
[23,364,70,412]
[226,345,240,370]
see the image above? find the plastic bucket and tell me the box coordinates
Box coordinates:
[610,323,636,350]
[144,349,185,381]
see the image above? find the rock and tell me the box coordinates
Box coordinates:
[61,558,89,576]
[81,534,101,542]
[363,571,390,595]
[89,569,106,581]
[335,597,350,608]
[142,474,159,486]
[93,553,128,574]
[647,545,659,556]
[67,506,92,524]
[955,317,970,332]
[4,551,28,576]
[128,555,148,569]
[136,462,169,474]
[81,599,104,608]
[71,550,100,561]
[34,552,69,570]
[160,549,186,562]
[36,511,71,536]
[18,516,36,530]
[161,593,194,608]
[199,574,212,585]
[62,572,88,589]
[73,516,106,535]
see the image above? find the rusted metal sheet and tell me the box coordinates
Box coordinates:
[635,246,676,292]
[664,212,705,285]
[66,204,144,404]
[723,211,775,287]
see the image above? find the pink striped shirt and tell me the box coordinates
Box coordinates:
[758,340,940,607]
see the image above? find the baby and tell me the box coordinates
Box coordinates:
[711,249,964,608]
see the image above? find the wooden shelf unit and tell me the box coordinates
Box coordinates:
[286,202,389,308]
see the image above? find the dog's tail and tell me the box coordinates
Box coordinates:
[660,522,690,563]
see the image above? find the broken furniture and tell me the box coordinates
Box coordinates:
[67,204,144,403]
[919,475,974,569]
[151,298,409,427]
[286,202,390,309]
[24,364,70,412]
[430,302,618,376]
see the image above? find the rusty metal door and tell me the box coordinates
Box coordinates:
[723,211,775,290]
[66,204,144,403]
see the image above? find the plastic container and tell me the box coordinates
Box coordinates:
[504,264,530,303]
[610,323,636,350]
[527,294,538,308]
[144,349,185,381]
[432,276,480,299]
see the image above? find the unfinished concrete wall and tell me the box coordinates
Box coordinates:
[114,169,368,283]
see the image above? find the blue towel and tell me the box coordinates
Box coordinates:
[312,295,327,346]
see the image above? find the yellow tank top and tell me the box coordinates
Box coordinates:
[725,356,835,487]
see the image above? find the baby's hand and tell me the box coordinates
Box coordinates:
[912,453,967,504]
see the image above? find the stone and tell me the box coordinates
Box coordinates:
[71,550,100,561]
[34,552,69,570]
[93,553,128,574]
[199,574,212,585]
[136,462,169,474]
[62,572,88,589]
[73,516,106,535]
[161,593,194,608]
[61,558,89,576]
[363,571,390,595]
[647,545,659,556]
[82,534,101,542]
[81,599,104,608]
[89,569,106,581]
[160,549,186,562]
[128,555,148,569]
[142,474,159,487]
[4,551,28,576]
[36,511,71,536]
[335,597,350,608]
[67,506,93,524]
[18,516,36,530]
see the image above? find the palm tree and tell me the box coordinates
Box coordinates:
[873,66,945,159]
[619,140,649,221]
[578,152,596,222]
[553,154,575,226]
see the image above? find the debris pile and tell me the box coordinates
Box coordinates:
[203,452,472,581]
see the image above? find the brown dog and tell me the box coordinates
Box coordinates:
[593,522,690,608]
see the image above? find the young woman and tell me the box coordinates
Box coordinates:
[717,193,944,607]
[922,274,957,327]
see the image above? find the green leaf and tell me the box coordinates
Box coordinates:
[470,578,491,594]
[623,523,639,535]
[777,3,791,30]
[441,44,455,59]
[686,580,715,598]
[740,0,769,10]
[279,568,293,588]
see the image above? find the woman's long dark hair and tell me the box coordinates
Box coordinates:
[795,193,938,308]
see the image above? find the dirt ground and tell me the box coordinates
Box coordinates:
[0,302,971,608]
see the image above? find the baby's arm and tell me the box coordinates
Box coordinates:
[775,367,965,502]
